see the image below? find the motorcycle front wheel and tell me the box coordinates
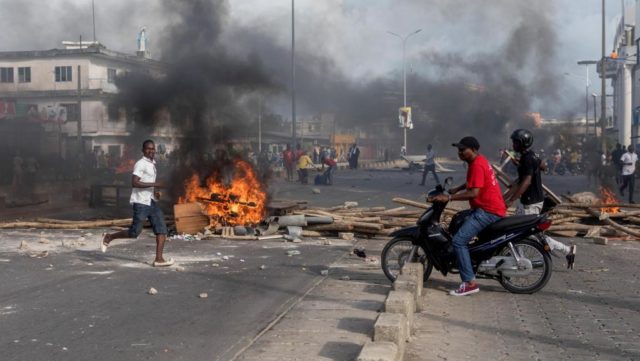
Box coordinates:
[381,237,433,282]
[497,238,552,294]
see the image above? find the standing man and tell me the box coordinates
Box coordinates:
[350,143,360,169]
[282,144,295,181]
[619,145,638,203]
[429,136,505,296]
[322,154,337,185]
[612,143,623,185]
[503,129,577,269]
[419,144,440,186]
[101,140,172,267]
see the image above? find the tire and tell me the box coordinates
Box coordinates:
[381,236,433,282]
[497,238,552,294]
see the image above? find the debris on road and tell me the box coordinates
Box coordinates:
[198,292,208,299]
[286,250,301,256]
[320,269,329,276]
[147,287,158,295]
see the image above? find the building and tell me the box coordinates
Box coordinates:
[609,2,636,146]
[0,40,165,161]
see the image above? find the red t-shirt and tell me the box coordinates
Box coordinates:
[466,154,506,217]
[323,158,337,167]
[283,150,294,165]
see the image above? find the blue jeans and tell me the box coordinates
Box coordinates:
[128,200,167,237]
[452,208,502,282]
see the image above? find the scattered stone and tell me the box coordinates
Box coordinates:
[18,240,29,250]
[340,275,350,281]
[344,201,358,208]
[148,287,158,295]
[240,259,245,262]
[222,255,229,261]
[212,263,220,267]
[86,263,93,266]
[198,292,208,299]
[339,232,354,241]
[320,269,329,276]
[175,266,186,272]
[323,239,332,245]
[292,238,302,243]
[312,188,321,194]
[591,236,608,245]
[216,252,222,256]
[38,238,50,244]
[259,265,266,270]
[286,250,301,256]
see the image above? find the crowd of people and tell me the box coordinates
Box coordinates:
[280,143,356,186]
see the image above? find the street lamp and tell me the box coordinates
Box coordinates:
[388,28,422,154]
[576,60,598,136]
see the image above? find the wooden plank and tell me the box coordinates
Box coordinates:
[174,202,204,217]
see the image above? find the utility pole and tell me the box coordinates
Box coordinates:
[601,0,607,153]
[291,0,297,148]
[92,0,96,42]
[77,63,83,157]
[258,96,262,153]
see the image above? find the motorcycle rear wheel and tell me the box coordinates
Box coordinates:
[497,238,552,294]
[381,237,433,282]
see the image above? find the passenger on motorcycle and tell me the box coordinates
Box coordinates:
[504,129,577,269]
[428,136,506,296]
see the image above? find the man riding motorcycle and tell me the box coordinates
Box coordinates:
[429,136,506,296]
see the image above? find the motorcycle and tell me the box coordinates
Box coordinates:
[381,178,554,294]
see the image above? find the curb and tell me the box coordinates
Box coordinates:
[356,262,423,361]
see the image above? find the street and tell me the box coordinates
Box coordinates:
[1,165,638,361]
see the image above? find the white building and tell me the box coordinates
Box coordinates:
[0,41,165,160]
[609,2,636,147]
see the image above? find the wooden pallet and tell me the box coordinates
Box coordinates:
[174,202,209,234]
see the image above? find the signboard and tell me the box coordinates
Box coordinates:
[398,107,413,129]
[597,57,620,79]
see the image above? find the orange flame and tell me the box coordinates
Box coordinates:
[599,186,620,214]
[178,159,267,226]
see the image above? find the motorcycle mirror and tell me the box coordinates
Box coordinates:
[444,177,454,187]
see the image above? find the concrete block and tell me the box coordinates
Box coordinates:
[400,262,423,296]
[374,313,408,345]
[357,341,399,361]
[385,290,415,331]
[394,274,420,306]
[591,236,608,245]
[401,262,424,312]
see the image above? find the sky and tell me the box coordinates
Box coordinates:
[0,0,633,118]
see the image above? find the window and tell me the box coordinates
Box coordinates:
[107,103,119,121]
[61,103,79,122]
[18,67,31,83]
[55,66,72,82]
[0,67,13,83]
[107,68,116,83]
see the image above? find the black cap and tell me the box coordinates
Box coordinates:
[452,136,480,150]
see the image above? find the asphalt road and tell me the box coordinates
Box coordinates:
[0,233,351,361]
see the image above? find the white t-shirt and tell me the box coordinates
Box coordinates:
[130,157,157,205]
[620,152,638,175]
[425,149,436,166]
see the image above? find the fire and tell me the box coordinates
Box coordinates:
[179,159,267,226]
[599,186,620,214]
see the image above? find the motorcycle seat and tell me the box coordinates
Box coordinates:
[478,214,541,239]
